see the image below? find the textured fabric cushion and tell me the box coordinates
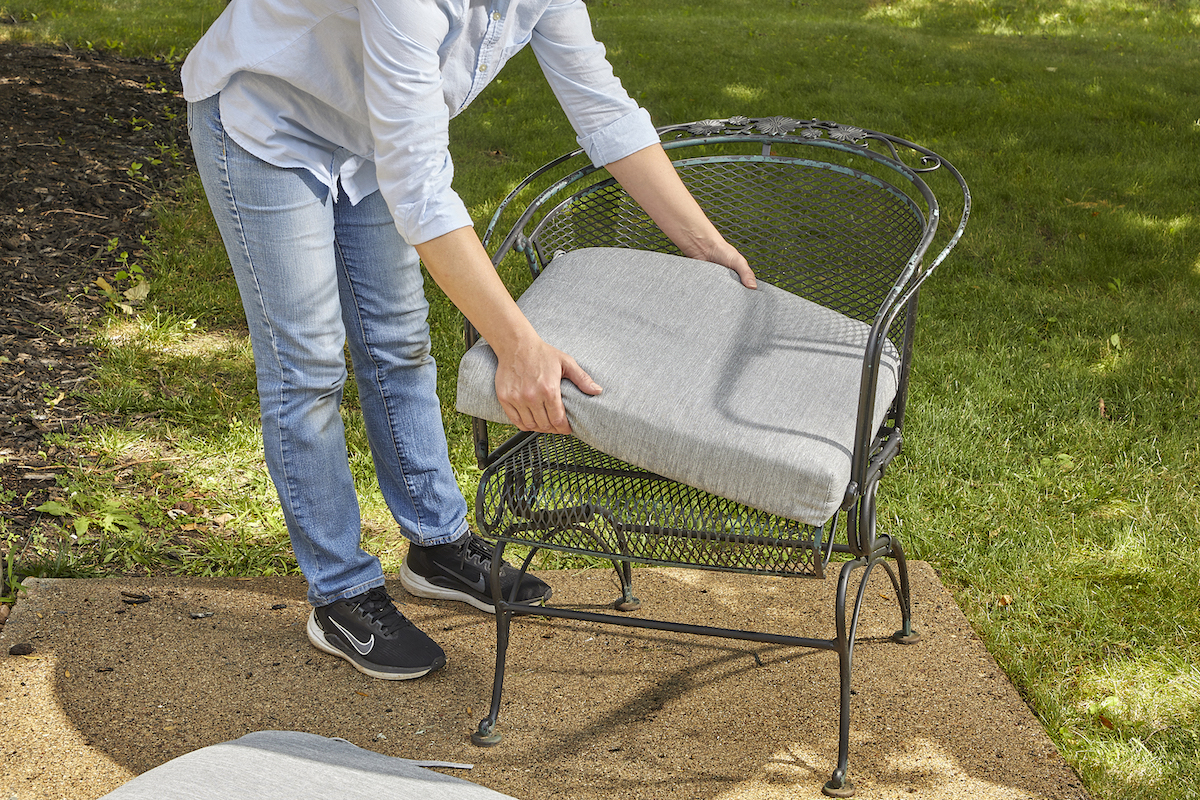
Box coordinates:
[99,731,516,800]
[457,247,899,527]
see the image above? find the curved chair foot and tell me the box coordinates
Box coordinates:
[614,596,642,612]
[822,778,855,798]
[470,721,503,747]
[892,628,922,645]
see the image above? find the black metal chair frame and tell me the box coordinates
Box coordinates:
[462,115,971,797]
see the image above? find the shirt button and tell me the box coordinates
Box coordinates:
[479,64,489,73]
[492,11,501,20]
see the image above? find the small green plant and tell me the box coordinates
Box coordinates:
[155,140,182,164]
[114,258,145,285]
[1,548,27,605]
[34,496,144,539]
[95,236,150,313]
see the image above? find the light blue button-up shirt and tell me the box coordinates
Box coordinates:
[182,0,659,245]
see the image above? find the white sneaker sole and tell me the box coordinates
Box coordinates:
[306,610,438,681]
[399,562,496,614]
[399,562,550,615]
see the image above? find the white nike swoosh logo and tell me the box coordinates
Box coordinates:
[329,617,374,655]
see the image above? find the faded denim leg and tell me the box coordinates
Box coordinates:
[188,94,467,607]
[331,170,469,550]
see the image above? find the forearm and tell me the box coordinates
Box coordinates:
[605,144,756,287]
[414,227,537,359]
[605,144,722,257]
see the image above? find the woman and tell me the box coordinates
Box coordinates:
[182,0,755,681]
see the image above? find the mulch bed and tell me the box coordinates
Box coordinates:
[0,41,192,550]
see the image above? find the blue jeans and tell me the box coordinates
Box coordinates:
[188,94,468,607]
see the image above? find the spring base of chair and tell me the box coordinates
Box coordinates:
[822,778,855,798]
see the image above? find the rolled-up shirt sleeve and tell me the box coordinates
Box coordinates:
[358,0,474,245]
[357,0,659,245]
[530,0,660,167]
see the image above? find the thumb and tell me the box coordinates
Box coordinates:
[561,357,603,396]
[734,262,758,290]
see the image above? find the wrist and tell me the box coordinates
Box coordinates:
[677,228,726,261]
[487,322,543,362]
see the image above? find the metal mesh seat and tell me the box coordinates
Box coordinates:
[479,432,823,578]
[462,116,970,797]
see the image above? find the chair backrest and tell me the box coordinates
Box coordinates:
[530,157,923,332]
[486,117,967,348]
[476,116,970,479]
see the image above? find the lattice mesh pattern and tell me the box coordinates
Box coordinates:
[532,160,926,346]
[477,434,822,577]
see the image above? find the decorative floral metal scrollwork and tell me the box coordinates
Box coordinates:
[680,115,867,145]
[686,119,729,136]
[671,115,944,173]
[755,116,800,136]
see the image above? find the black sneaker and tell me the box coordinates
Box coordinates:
[400,533,552,613]
[307,587,446,680]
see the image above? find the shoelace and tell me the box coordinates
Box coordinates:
[355,588,412,636]
[457,534,499,569]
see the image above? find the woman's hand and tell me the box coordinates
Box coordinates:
[494,337,602,434]
[685,237,756,289]
[415,228,601,434]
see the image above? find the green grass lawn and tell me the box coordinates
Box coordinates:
[2,1,1199,798]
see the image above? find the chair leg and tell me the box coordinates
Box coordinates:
[884,536,921,645]
[612,558,641,611]
[472,543,515,747]
[858,481,920,644]
[471,602,510,746]
[823,558,866,799]
[609,524,641,611]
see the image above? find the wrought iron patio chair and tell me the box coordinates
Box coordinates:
[454,115,970,797]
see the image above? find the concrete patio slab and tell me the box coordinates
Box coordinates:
[0,563,1088,799]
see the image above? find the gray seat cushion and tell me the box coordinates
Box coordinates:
[99,731,517,800]
[456,247,899,527]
